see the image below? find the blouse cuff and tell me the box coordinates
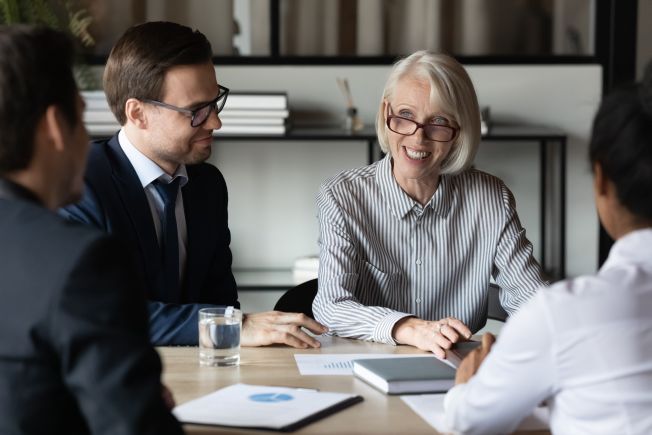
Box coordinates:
[373,311,413,345]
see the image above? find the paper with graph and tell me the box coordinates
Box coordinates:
[173,383,362,430]
[294,354,432,375]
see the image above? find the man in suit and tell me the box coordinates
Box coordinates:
[0,25,182,434]
[61,21,326,346]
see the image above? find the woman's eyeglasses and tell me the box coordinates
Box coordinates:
[142,85,229,128]
[386,104,458,142]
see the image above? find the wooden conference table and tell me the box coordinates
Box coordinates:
[159,336,549,435]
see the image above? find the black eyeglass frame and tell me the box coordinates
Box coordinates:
[142,85,230,127]
[385,104,459,143]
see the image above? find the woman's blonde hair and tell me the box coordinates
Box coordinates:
[375,51,481,175]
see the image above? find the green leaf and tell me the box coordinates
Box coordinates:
[67,6,94,47]
[0,0,21,24]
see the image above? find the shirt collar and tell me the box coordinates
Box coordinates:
[118,129,188,188]
[601,228,652,271]
[376,154,452,220]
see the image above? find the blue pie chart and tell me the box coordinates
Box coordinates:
[249,393,294,403]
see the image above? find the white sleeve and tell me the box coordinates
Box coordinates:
[444,292,556,434]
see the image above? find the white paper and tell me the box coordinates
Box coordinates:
[294,353,433,375]
[401,394,550,433]
[173,383,358,429]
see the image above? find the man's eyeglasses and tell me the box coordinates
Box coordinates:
[386,104,458,142]
[142,85,229,128]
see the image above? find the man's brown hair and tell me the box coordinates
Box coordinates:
[103,21,213,125]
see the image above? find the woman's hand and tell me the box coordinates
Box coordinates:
[392,316,472,358]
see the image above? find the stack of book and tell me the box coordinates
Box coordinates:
[353,357,456,395]
[80,90,290,136]
[82,91,120,136]
[352,341,480,395]
[216,92,289,136]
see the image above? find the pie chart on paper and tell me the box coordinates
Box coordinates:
[249,393,294,403]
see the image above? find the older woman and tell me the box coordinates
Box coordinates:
[312,51,546,357]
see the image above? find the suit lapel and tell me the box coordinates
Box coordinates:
[105,137,171,301]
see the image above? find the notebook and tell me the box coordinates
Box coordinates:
[353,357,457,395]
[173,383,362,432]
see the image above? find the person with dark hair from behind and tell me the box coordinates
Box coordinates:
[445,65,652,434]
[0,25,182,434]
[60,21,327,346]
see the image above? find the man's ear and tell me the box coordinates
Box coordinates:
[40,105,67,153]
[593,161,608,197]
[125,98,148,128]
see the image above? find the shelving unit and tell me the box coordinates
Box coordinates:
[92,123,566,290]
[214,126,379,164]
[222,124,566,289]
[234,269,296,290]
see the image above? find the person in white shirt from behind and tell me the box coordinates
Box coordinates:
[444,69,652,434]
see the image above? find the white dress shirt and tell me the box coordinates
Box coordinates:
[445,228,652,435]
[118,129,189,280]
[313,155,545,344]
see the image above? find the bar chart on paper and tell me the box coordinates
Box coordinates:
[294,354,432,376]
[324,360,354,371]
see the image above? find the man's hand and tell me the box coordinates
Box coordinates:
[455,333,496,384]
[392,317,472,358]
[241,311,328,348]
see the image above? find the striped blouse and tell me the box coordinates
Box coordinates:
[313,155,546,344]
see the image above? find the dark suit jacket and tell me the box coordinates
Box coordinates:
[60,134,239,345]
[0,179,182,434]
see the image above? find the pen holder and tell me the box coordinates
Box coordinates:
[344,107,364,133]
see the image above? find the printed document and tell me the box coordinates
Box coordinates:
[401,394,549,432]
[173,383,362,431]
[294,353,433,375]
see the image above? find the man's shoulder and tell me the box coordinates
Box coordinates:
[186,162,227,190]
[188,161,223,178]
[39,202,104,242]
[85,135,120,176]
[2,198,107,262]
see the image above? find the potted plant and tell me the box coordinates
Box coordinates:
[0,0,98,89]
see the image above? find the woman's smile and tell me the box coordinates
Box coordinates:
[403,145,432,161]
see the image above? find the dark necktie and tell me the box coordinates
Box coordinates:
[153,177,181,301]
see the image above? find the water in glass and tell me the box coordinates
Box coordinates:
[199,313,241,367]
